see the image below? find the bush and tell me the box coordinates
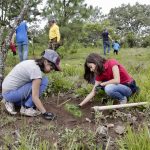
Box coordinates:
[141,36,150,48]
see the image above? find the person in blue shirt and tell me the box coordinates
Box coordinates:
[112,40,120,55]
[12,19,28,61]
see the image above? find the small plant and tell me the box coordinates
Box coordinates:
[75,84,93,97]
[58,127,100,150]
[46,72,75,94]
[64,103,82,118]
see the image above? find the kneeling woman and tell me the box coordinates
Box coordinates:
[79,53,139,107]
[2,49,61,120]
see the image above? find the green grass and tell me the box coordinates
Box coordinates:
[3,45,150,149]
[118,126,150,150]
[64,103,83,118]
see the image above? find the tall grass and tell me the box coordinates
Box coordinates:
[118,126,150,150]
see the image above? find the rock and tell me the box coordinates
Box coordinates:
[107,123,114,128]
[115,125,125,135]
[85,117,91,123]
[96,125,108,137]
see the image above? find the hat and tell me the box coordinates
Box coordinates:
[43,49,61,71]
[48,17,56,23]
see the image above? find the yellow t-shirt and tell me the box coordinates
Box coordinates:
[49,23,60,42]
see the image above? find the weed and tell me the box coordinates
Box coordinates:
[64,103,82,118]
[58,127,101,150]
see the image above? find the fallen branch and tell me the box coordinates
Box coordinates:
[57,98,71,107]
[92,102,149,111]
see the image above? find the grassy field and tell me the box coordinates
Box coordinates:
[1,46,150,149]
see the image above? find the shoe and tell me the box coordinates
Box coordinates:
[20,106,41,117]
[2,99,17,115]
[119,97,127,104]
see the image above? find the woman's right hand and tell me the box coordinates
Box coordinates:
[42,112,56,120]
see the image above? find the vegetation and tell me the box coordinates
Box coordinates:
[118,126,150,150]
[64,103,83,118]
[1,0,150,149]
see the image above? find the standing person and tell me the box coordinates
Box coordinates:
[12,19,29,61]
[79,53,139,107]
[112,40,120,55]
[2,49,61,120]
[101,29,112,55]
[48,17,60,51]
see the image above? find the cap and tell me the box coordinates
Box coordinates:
[43,49,61,71]
[48,17,56,23]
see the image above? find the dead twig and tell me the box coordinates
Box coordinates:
[56,91,60,106]
[57,98,71,107]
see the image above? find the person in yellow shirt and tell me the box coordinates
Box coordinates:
[48,18,60,51]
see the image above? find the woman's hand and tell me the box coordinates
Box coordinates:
[100,82,106,86]
[42,112,56,120]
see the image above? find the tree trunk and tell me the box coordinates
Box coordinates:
[0,0,30,100]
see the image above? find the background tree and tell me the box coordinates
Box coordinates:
[0,0,30,99]
[42,0,95,50]
[0,0,42,27]
[108,3,150,47]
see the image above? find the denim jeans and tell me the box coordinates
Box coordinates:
[103,41,110,55]
[17,43,28,61]
[2,77,48,107]
[104,84,132,101]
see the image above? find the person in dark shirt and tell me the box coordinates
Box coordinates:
[102,29,112,55]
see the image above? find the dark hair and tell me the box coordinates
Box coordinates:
[35,57,57,72]
[35,57,46,72]
[84,53,106,82]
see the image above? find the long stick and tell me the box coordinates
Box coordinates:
[92,102,149,111]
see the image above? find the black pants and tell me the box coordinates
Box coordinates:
[114,49,118,55]
[48,37,60,51]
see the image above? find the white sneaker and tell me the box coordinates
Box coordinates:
[20,106,41,117]
[119,97,127,104]
[2,99,17,115]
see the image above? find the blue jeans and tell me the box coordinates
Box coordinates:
[103,41,110,55]
[104,84,132,101]
[2,77,48,107]
[17,43,28,61]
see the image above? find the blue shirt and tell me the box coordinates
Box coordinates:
[112,42,120,51]
[16,21,28,44]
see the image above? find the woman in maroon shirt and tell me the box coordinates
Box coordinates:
[79,53,139,107]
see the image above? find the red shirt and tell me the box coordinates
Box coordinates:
[10,42,16,53]
[95,59,133,84]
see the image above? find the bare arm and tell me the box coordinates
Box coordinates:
[32,79,46,114]
[79,81,101,107]
[11,33,16,43]
[108,35,112,41]
[100,65,120,86]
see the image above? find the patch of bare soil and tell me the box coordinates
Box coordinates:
[0,93,149,149]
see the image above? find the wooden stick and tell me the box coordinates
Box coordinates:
[56,91,60,106]
[92,102,149,111]
[57,98,71,107]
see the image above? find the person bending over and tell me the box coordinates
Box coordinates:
[2,49,61,120]
[79,53,139,107]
